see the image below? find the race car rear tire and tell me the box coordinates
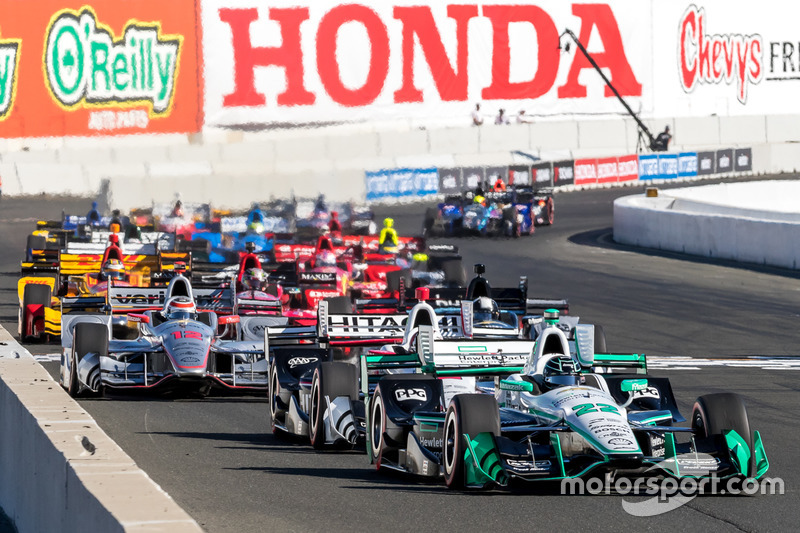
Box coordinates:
[324,296,352,314]
[545,198,555,226]
[386,269,412,293]
[443,394,501,489]
[269,360,290,436]
[70,322,108,397]
[423,208,437,237]
[26,235,47,261]
[594,324,607,354]
[309,362,358,449]
[22,283,51,342]
[441,259,466,287]
[692,393,755,476]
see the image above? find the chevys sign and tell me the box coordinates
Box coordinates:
[202,0,649,126]
[0,0,200,138]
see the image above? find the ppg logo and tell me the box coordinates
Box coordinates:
[395,388,427,402]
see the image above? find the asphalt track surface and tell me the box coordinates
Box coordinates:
[1,180,798,533]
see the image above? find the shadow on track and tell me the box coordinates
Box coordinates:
[570,227,800,279]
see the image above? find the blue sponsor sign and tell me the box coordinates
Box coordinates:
[678,152,698,177]
[638,154,659,179]
[365,168,438,202]
[658,154,678,179]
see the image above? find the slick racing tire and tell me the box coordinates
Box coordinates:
[594,324,607,354]
[309,362,358,449]
[692,393,755,476]
[22,283,51,343]
[369,383,389,465]
[545,198,555,226]
[386,269,411,293]
[269,360,290,436]
[324,296,352,314]
[26,235,47,261]
[443,394,500,489]
[423,208,437,237]
[69,322,108,397]
[441,259,466,287]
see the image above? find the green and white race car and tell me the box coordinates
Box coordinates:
[364,310,769,489]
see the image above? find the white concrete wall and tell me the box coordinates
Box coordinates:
[614,181,800,269]
[1,113,798,209]
[0,326,201,533]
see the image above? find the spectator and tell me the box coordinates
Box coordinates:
[516,109,530,124]
[652,125,672,152]
[495,108,509,125]
[471,103,484,126]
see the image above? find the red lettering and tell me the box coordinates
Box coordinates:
[711,40,722,78]
[218,7,315,107]
[677,5,762,103]
[679,8,697,91]
[316,5,389,106]
[170,331,203,339]
[392,5,478,103]
[481,5,559,100]
[558,4,641,98]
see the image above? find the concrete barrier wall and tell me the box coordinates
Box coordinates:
[613,181,800,269]
[1,113,798,209]
[0,326,202,533]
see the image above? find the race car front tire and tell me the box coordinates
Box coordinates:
[269,360,290,436]
[692,393,755,477]
[443,394,500,489]
[309,362,358,449]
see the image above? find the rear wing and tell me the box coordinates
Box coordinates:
[58,252,161,277]
[107,285,234,313]
[360,325,532,378]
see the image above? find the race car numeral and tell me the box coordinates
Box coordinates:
[572,403,618,417]
[171,331,203,340]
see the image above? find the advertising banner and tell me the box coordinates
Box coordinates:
[200,0,652,128]
[596,157,618,184]
[716,149,734,173]
[553,160,574,187]
[438,167,462,195]
[531,162,554,188]
[697,151,716,175]
[638,154,659,179]
[678,152,698,177]
[365,167,438,202]
[734,148,753,172]
[574,159,597,186]
[508,165,532,187]
[658,153,678,179]
[0,0,201,137]
[485,166,508,187]
[462,167,485,192]
[617,155,638,182]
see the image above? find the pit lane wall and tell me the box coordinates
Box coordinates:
[613,180,800,270]
[0,326,202,533]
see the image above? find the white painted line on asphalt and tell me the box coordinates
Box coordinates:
[33,354,61,362]
[648,356,800,370]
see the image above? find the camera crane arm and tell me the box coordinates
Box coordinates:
[559,29,657,152]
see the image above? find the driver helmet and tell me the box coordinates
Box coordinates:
[243,268,267,291]
[316,250,337,268]
[101,259,126,281]
[473,195,486,206]
[473,296,500,324]
[542,355,580,387]
[165,296,196,320]
[248,219,265,233]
